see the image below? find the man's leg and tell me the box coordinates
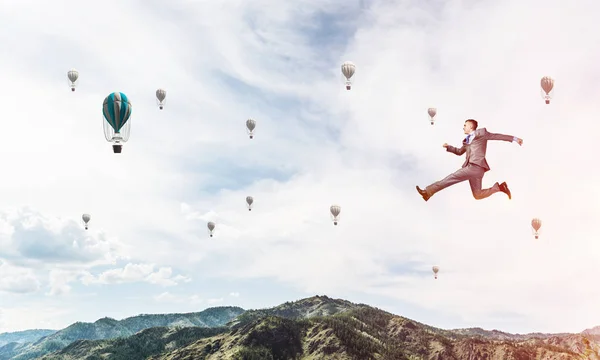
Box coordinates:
[468,175,501,200]
[424,166,477,198]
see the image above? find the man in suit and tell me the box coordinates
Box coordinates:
[416,119,523,201]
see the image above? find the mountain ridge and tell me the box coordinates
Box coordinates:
[0,306,244,360]
[2,295,600,359]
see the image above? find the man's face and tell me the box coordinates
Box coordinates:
[463,121,473,134]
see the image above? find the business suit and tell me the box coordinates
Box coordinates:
[424,128,516,200]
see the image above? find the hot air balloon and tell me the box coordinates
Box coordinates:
[540,76,554,104]
[428,108,437,125]
[341,61,356,90]
[246,119,256,139]
[156,88,166,110]
[102,92,132,154]
[246,196,254,211]
[67,69,79,92]
[432,266,439,279]
[82,213,91,230]
[330,205,341,225]
[207,221,215,237]
[531,218,542,239]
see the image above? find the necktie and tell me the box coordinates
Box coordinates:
[466,134,471,144]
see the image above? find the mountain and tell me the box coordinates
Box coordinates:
[0,331,56,348]
[40,327,228,360]
[30,295,600,360]
[1,306,244,360]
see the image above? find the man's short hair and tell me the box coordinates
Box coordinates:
[466,119,478,130]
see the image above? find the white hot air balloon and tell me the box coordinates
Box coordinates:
[432,266,439,279]
[341,61,356,90]
[67,69,79,91]
[156,88,167,110]
[207,221,216,237]
[246,196,254,211]
[427,108,437,125]
[82,213,91,230]
[540,76,554,104]
[246,119,256,139]
[330,205,341,225]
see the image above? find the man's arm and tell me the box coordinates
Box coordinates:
[445,144,466,156]
[484,128,519,143]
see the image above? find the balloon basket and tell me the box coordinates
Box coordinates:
[248,209,252,211]
[159,106,163,110]
[210,234,213,237]
[112,144,122,153]
[346,85,351,90]
[249,135,253,139]
[535,235,539,239]
[545,100,550,104]
[71,88,75,92]
[333,222,338,225]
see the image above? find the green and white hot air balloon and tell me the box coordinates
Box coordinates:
[102,92,132,153]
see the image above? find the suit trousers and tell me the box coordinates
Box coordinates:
[425,164,500,199]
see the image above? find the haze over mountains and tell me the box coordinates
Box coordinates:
[0,296,599,359]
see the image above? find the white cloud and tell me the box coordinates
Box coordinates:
[0,0,599,335]
[229,292,240,297]
[80,263,190,287]
[0,261,40,294]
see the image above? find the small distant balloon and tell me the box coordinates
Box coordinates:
[432,266,439,279]
[207,221,216,237]
[246,196,254,211]
[330,205,341,225]
[531,218,542,239]
[341,61,356,90]
[540,76,554,104]
[82,213,91,230]
[427,108,437,125]
[246,119,256,139]
[67,69,79,92]
[156,88,166,110]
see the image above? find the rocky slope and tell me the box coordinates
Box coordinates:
[29,295,600,360]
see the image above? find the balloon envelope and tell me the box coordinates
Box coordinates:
[531,218,542,231]
[330,205,341,217]
[67,69,79,82]
[341,61,355,79]
[246,119,256,131]
[540,76,554,94]
[102,92,132,132]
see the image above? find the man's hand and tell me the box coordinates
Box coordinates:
[443,143,448,148]
[516,138,523,146]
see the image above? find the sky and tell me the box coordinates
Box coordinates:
[0,0,599,335]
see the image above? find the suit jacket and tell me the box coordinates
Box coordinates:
[446,128,513,171]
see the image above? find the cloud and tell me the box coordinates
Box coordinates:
[229,292,240,297]
[80,263,190,287]
[0,208,124,267]
[0,0,599,335]
[0,261,40,294]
